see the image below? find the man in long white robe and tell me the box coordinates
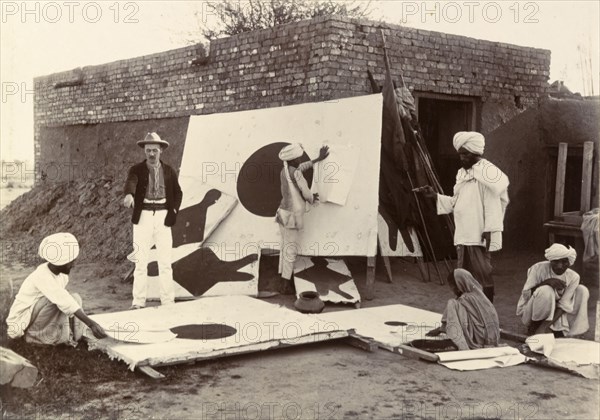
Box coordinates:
[517,244,589,337]
[275,144,329,294]
[422,132,509,302]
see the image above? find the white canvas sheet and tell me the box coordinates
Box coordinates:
[101,327,177,344]
[146,248,260,299]
[199,249,260,297]
[177,180,238,218]
[147,281,193,300]
[314,304,442,348]
[548,338,600,365]
[377,216,423,257]
[526,335,600,378]
[85,296,348,370]
[129,183,238,299]
[293,257,360,304]
[313,143,359,206]
[527,334,600,365]
[436,347,526,371]
[181,94,382,258]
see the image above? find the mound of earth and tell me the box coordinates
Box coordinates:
[1,177,132,270]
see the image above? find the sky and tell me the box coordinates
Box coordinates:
[1,0,599,162]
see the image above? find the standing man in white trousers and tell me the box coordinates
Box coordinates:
[123,133,183,309]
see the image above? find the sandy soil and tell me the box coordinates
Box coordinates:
[1,251,598,419]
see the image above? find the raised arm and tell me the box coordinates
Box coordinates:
[297,146,330,173]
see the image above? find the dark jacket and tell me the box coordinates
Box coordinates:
[124,160,183,226]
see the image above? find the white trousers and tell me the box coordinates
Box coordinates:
[131,210,174,306]
[278,225,299,281]
[521,284,590,336]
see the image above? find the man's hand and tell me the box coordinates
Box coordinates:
[414,185,437,199]
[482,231,491,251]
[123,194,134,208]
[313,193,320,202]
[426,327,444,337]
[544,277,566,292]
[89,322,107,339]
[317,145,330,162]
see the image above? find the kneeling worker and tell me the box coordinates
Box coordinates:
[6,233,107,345]
[516,243,589,337]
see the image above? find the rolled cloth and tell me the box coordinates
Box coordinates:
[453,131,485,155]
[544,243,577,266]
[38,232,80,266]
[278,143,304,161]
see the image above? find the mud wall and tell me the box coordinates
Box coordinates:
[486,98,600,251]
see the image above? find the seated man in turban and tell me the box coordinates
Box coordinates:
[276,143,329,294]
[6,233,107,345]
[517,243,589,337]
[420,131,509,302]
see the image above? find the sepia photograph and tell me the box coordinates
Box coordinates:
[1,1,599,418]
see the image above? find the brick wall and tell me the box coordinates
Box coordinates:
[34,16,550,163]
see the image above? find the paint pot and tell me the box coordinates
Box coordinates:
[294,291,325,314]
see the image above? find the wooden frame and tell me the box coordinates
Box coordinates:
[413,92,479,131]
[544,141,595,244]
[85,296,350,379]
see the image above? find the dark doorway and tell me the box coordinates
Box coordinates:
[417,96,476,195]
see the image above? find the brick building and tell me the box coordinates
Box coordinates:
[34,16,559,249]
[34,15,549,161]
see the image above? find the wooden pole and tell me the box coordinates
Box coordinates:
[380,27,445,285]
[554,143,568,218]
[581,141,594,212]
[365,256,376,300]
[408,172,444,285]
[381,29,406,88]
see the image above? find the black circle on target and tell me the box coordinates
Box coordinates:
[236,142,312,217]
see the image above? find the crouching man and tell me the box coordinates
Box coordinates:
[516,243,589,337]
[6,233,107,345]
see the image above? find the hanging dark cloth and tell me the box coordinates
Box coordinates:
[369,62,455,259]
[376,58,418,252]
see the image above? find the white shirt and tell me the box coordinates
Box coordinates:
[276,161,314,229]
[436,159,509,251]
[516,261,580,316]
[6,263,81,338]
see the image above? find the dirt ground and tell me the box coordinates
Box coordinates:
[1,250,598,419]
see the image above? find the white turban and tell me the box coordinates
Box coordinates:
[278,143,304,161]
[453,131,485,155]
[38,232,80,266]
[544,243,577,266]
